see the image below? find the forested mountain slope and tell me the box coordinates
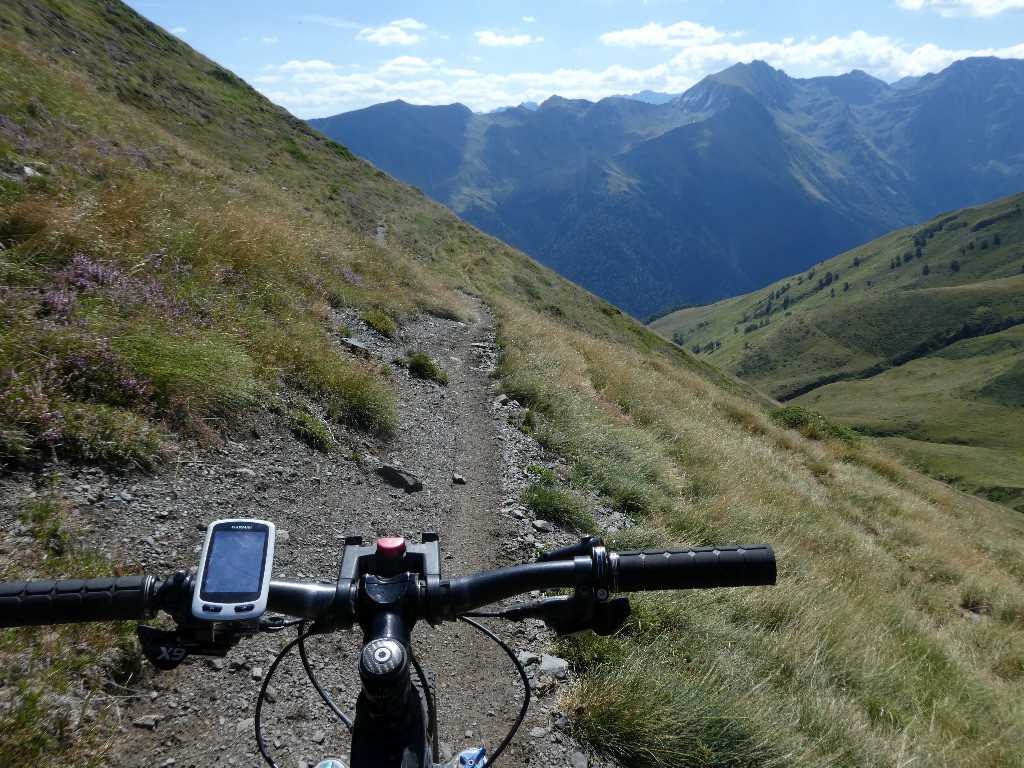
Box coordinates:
[311,58,1024,316]
[651,192,1024,511]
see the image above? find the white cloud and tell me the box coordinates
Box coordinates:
[663,31,1024,81]
[475,31,543,47]
[896,0,1024,16]
[262,37,278,44]
[297,15,359,30]
[280,60,337,72]
[523,16,537,23]
[255,26,1024,118]
[171,26,187,34]
[378,56,432,76]
[600,21,737,48]
[358,18,426,46]
[262,55,682,118]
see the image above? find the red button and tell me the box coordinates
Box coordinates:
[376,537,406,558]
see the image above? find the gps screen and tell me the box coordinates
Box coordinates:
[201,528,267,598]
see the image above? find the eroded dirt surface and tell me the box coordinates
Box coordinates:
[1,300,616,767]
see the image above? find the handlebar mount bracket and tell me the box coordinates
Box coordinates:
[504,537,632,636]
[327,532,443,632]
[137,571,257,670]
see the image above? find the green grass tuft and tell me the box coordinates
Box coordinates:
[395,349,448,384]
[362,308,397,338]
[769,405,860,446]
[569,655,787,768]
[521,484,597,534]
[288,408,333,452]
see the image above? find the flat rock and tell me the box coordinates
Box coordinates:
[517,650,541,666]
[539,654,569,678]
[340,337,375,359]
[376,464,424,492]
[133,714,160,730]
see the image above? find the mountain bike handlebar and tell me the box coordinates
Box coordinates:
[0,534,775,768]
[0,544,775,629]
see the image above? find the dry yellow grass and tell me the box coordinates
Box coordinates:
[489,299,1024,767]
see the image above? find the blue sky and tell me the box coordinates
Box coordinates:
[123,0,1024,118]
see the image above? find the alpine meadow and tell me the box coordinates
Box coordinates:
[652,192,1024,516]
[3,2,1024,768]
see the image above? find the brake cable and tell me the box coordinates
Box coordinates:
[456,615,531,766]
[299,632,355,730]
[255,623,315,768]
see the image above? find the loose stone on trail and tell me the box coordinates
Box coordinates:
[376,464,424,492]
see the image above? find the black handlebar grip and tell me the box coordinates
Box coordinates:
[612,545,776,593]
[0,576,155,628]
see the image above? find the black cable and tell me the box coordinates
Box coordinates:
[263,617,304,632]
[410,649,439,758]
[299,632,355,730]
[256,623,314,768]
[457,615,531,766]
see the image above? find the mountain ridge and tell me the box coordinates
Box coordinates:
[310,57,1024,317]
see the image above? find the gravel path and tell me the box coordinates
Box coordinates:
[1,299,616,767]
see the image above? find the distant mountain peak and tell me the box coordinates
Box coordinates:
[494,101,539,112]
[812,68,891,104]
[682,59,797,109]
[622,90,678,105]
[310,56,1024,317]
[538,94,592,110]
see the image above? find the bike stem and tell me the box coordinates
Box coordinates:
[351,567,430,767]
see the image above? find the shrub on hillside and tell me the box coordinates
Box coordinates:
[769,405,860,446]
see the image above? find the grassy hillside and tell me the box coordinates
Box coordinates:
[4,3,1024,767]
[651,193,1024,510]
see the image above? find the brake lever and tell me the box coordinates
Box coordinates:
[535,536,605,562]
[512,535,631,635]
[498,594,631,637]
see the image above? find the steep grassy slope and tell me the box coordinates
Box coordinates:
[652,193,1024,510]
[797,323,1024,510]
[4,3,1024,767]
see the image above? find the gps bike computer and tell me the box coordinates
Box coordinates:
[191,519,276,621]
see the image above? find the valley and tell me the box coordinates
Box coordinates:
[651,192,1024,511]
[311,58,1024,318]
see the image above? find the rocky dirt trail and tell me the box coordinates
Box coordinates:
[1,299,617,767]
